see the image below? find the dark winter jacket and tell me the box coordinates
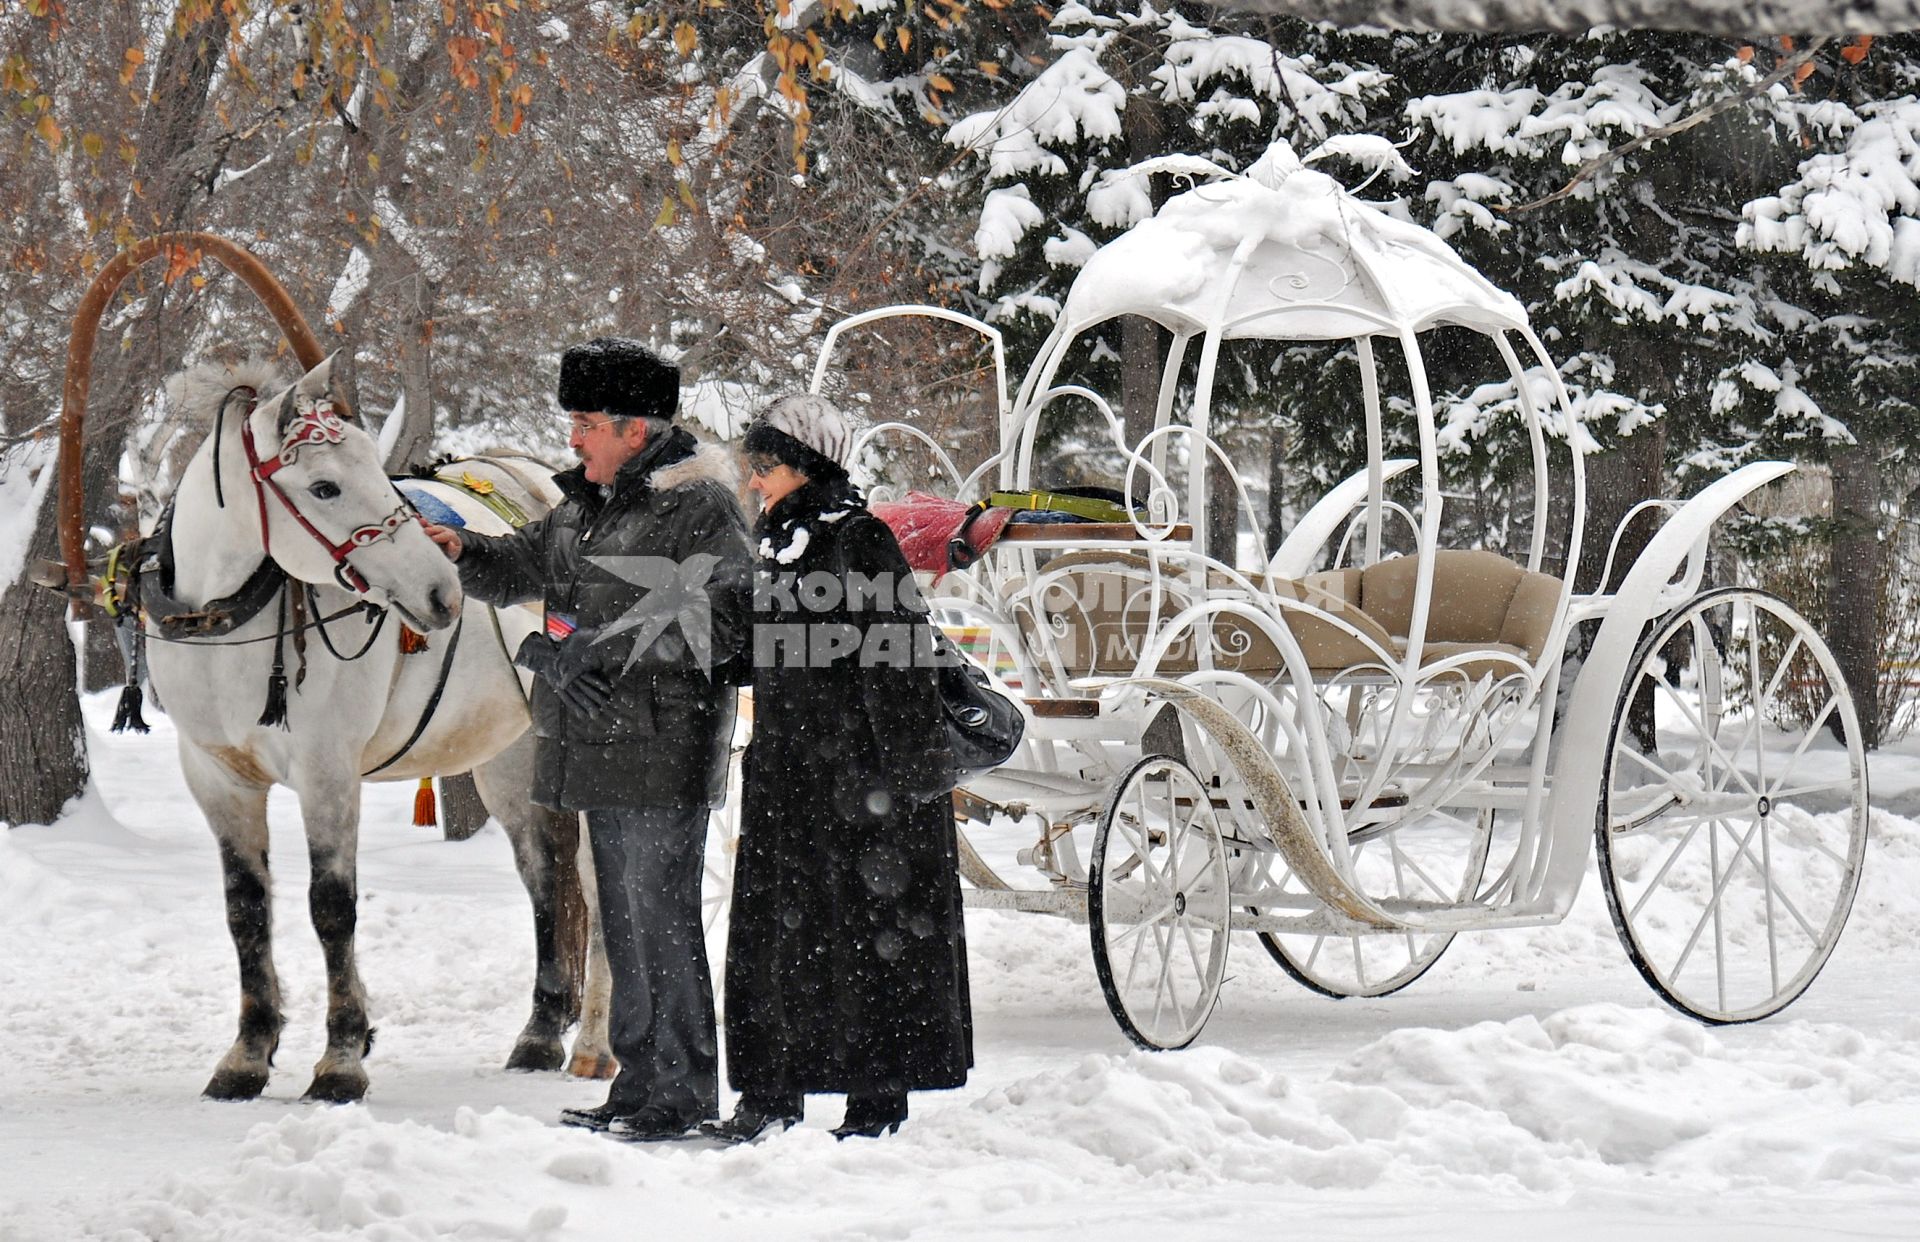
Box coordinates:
[454,426,753,810]
[724,474,972,1096]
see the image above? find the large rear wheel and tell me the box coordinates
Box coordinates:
[1598,588,1868,1023]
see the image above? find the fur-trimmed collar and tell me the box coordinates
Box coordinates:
[554,428,737,508]
[650,440,738,492]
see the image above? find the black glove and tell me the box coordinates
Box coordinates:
[515,633,615,716]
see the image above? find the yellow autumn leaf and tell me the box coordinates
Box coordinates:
[978,60,1000,77]
[655,194,677,229]
[673,21,698,57]
[81,131,103,158]
[677,177,696,209]
[120,46,145,87]
[668,137,683,167]
[929,73,954,92]
[897,26,910,53]
[35,111,62,149]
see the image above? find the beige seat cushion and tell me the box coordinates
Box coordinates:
[1013,549,1562,681]
[1359,549,1562,663]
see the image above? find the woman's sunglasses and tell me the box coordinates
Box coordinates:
[746,455,784,477]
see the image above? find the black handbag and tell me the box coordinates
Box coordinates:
[933,630,1025,778]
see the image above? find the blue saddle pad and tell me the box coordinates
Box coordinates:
[396,479,467,529]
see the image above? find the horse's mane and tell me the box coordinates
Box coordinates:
[162,356,291,426]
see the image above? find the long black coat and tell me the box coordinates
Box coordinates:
[455,427,753,810]
[724,475,972,1097]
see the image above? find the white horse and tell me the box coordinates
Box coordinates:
[143,351,607,1101]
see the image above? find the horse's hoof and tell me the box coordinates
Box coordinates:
[505,1038,567,1073]
[303,1070,369,1104]
[204,1067,269,1100]
[566,1051,618,1080]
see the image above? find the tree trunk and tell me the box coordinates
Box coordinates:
[1266,424,1290,554]
[1570,422,1667,748]
[438,772,490,842]
[1827,439,1883,748]
[385,272,439,472]
[0,3,231,825]
[0,492,88,827]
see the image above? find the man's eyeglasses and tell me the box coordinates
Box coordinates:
[569,415,615,436]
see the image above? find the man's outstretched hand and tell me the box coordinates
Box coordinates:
[423,523,464,561]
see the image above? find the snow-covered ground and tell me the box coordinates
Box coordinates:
[4,693,1920,1240]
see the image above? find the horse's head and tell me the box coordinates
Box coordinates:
[244,353,461,632]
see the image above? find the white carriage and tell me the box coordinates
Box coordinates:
[813,143,1870,1048]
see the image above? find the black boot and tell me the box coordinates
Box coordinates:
[699,1094,804,1144]
[558,1101,628,1132]
[833,1091,907,1140]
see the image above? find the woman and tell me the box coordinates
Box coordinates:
[703,395,972,1142]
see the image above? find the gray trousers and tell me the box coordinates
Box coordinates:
[585,804,718,1118]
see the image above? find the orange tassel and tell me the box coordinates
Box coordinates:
[413,777,437,828]
[399,625,429,654]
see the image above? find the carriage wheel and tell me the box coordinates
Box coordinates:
[1253,808,1494,998]
[1598,588,1868,1024]
[1187,675,1492,999]
[703,722,747,936]
[703,798,738,936]
[1089,755,1232,1050]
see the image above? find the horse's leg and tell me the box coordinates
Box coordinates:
[474,738,585,1072]
[295,775,373,1103]
[185,749,282,1100]
[569,821,617,1081]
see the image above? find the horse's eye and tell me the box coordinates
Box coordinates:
[309,481,342,501]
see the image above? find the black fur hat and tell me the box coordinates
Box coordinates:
[556,337,679,421]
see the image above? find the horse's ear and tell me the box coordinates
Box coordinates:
[279,350,343,431]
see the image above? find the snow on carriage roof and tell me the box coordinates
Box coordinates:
[1061,142,1531,342]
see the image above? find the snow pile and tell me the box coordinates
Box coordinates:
[94,1108,577,1240]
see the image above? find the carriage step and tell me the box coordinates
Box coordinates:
[1024,697,1101,718]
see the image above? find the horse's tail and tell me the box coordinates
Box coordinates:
[59,232,328,612]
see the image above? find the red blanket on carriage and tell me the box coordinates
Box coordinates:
[871,491,1014,579]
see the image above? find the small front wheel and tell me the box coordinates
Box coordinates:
[1598,588,1868,1023]
[1089,755,1231,1050]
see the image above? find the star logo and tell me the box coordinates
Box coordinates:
[588,553,721,676]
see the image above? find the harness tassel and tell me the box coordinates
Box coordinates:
[110,618,150,734]
[413,777,438,828]
[259,669,290,729]
[259,588,292,729]
[110,681,150,734]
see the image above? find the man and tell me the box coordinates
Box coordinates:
[424,337,751,1140]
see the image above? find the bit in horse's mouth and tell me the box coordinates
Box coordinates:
[390,601,431,633]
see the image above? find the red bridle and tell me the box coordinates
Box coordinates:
[236,391,422,595]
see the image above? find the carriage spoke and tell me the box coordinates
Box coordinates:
[1180,918,1210,992]
[1664,693,1763,801]
[1667,814,1766,985]
[1761,697,1839,796]
[1626,812,1711,923]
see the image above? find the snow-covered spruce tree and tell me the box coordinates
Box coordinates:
[945,3,1394,559]
[1341,31,1920,744]
[1726,34,1920,744]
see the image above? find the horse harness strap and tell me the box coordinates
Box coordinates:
[363,610,464,776]
[235,388,423,595]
